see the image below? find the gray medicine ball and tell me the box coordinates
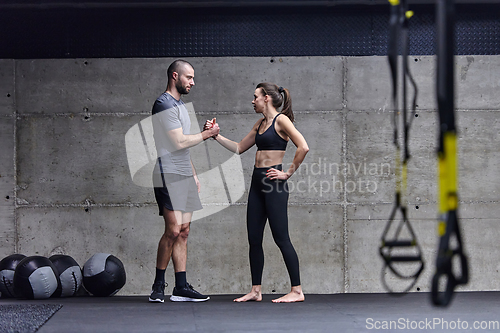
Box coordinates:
[49,254,83,297]
[0,254,26,298]
[83,253,126,297]
[14,256,59,299]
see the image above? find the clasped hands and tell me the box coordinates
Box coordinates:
[203,118,219,139]
[202,118,289,180]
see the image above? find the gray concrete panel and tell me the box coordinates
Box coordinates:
[0,206,15,258]
[346,55,500,112]
[409,56,436,111]
[200,111,345,204]
[16,57,343,115]
[457,111,500,201]
[17,204,343,295]
[17,205,162,296]
[16,114,154,205]
[346,107,500,205]
[6,56,500,296]
[345,56,436,112]
[260,204,344,294]
[346,202,500,293]
[404,111,438,204]
[16,110,344,206]
[0,60,15,256]
[345,57,392,112]
[0,59,14,116]
[391,193,499,296]
[430,202,500,292]
[347,204,442,294]
[15,112,264,206]
[284,112,343,204]
[459,204,500,292]
[0,117,15,257]
[456,56,500,110]
[15,59,171,114]
[346,109,456,205]
[186,203,344,295]
[185,57,344,113]
[346,111,396,203]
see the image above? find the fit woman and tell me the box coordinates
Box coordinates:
[205,83,309,303]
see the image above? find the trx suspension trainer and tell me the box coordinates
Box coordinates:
[379,0,424,293]
[431,0,468,307]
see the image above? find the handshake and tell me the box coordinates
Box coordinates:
[203,118,219,139]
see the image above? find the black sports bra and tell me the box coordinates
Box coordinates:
[255,114,288,151]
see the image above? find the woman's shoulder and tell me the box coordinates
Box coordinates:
[275,113,293,128]
[252,118,264,130]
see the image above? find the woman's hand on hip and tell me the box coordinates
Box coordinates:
[266,168,290,180]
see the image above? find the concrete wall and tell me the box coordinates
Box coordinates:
[0,56,499,296]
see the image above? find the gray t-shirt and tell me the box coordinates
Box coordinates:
[152,92,192,176]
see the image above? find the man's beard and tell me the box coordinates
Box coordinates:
[176,81,190,95]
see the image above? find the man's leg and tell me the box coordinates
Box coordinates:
[156,209,183,269]
[149,208,182,303]
[169,211,210,302]
[171,212,191,289]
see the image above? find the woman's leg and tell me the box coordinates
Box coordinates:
[234,171,267,302]
[266,179,304,303]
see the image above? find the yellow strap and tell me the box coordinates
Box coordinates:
[395,148,401,194]
[438,151,447,214]
[438,132,458,214]
[444,132,458,200]
[402,162,407,198]
[438,221,446,237]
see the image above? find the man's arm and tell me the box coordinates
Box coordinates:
[167,125,219,151]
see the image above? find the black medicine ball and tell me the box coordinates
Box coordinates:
[49,254,83,297]
[0,254,26,298]
[14,256,59,299]
[83,253,126,297]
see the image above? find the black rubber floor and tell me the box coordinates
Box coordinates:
[1,292,499,332]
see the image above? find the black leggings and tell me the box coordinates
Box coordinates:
[247,164,301,287]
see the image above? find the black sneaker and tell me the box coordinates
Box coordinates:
[170,283,210,302]
[149,282,166,303]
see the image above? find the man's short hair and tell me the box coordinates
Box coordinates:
[167,59,194,80]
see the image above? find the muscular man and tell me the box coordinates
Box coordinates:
[149,59,219,303]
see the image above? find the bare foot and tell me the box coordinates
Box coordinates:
[233,290,262,302]
[272,288,305,303]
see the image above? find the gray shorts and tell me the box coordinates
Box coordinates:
[153,173,203,215]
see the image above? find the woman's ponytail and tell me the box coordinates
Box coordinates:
[280,87,294,123]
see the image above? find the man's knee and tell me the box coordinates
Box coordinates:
[164,224,189,241]
[163,228,181,241]
[179,224,190,240]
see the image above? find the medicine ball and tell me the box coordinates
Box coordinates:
[14,256,59,299]
[0,254,26,298]
[49,254,83,297]
[83,253,126,297]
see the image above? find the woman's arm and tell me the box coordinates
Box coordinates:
[209,119,262,155]
[267,116,309,180]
